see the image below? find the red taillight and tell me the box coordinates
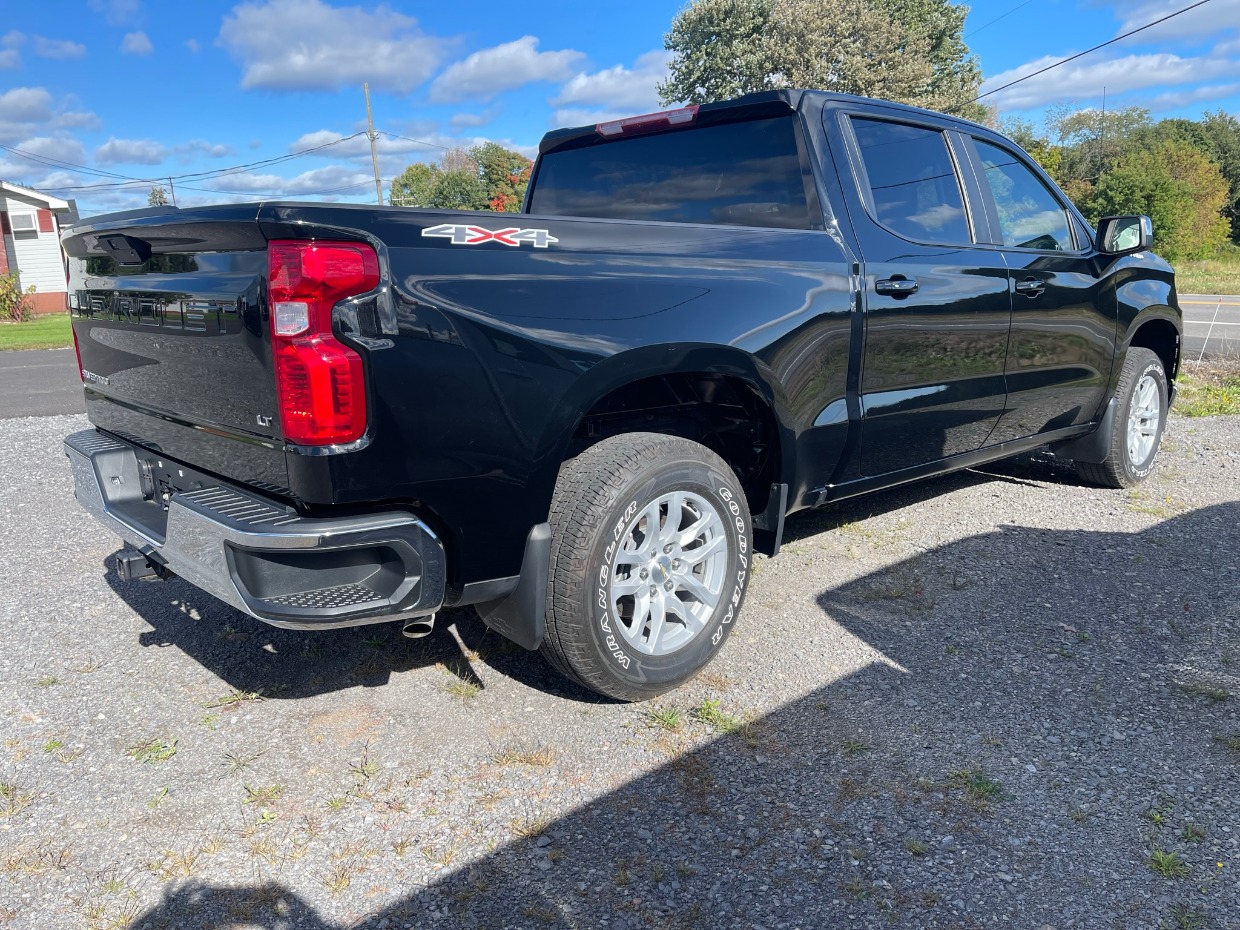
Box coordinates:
[267,240,379,446]
[596,105,699,138]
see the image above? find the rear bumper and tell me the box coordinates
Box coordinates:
[65,429,446,630]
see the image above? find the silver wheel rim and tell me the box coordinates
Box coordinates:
[608,490,729,657]
[1127,373,1161,467]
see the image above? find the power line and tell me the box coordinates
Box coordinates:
[25,131,370,194]
[965,0,1037,38]
[965,0,1215,108]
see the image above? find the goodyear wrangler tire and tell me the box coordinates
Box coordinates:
[541,432,753,701]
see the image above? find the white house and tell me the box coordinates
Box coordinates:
[1,181,75,314]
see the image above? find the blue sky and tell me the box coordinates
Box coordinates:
[1,0,1237,215]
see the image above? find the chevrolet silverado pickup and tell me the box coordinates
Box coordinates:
[63,90,1182,700]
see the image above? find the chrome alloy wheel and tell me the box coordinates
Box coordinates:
[608,490,729,657]
[1127,373,1161,467]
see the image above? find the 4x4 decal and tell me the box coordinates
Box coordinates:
[421,223,559,249]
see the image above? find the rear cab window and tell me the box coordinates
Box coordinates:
[848,117,972,246]
[527,117,813,230]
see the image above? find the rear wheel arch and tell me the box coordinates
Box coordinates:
[557,362,792,524]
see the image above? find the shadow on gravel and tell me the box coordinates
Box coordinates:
[122,500,1240,930]
[104,555,611,703]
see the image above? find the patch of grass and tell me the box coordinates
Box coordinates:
[201,688,265,709]
[1180,823,1207,843]
[443,679,482,699]
[840,738,869,756]
[692,699,742,734]
[1176,361,1240,417]
[646,707,684,732]
[948,768,1005,810]
[1165,904,1209,930]
[1175,681,1231,702]
[146,786,168,810]
[1149,849,1191,879]
[493,741,556,767]
[243,784,284,805]
[126,737,178,765]
[520,905,559,923]
[222,749,265,774]
[34,675,60,688]
[348,747,380,782]
[1177,250,1240,296]
[510,814,552,839]
[904,837,929,856]
[319,864,352,894]
[1216,733,1240,753]
[0,314,72,351]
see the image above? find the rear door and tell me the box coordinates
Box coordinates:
[963,135,1116,441]
[827,110,1012,475]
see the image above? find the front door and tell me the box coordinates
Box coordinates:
[835,114,1013,475]
[964,136,1116,442]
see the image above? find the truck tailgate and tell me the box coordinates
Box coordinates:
[63,208,289,492]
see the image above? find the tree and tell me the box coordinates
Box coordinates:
[390,143,531,212]
[657,0,982,116]
[470,141,533,212]
[1198,110,1240,242]
[1085,138,1230,263]
[147,186,169,206]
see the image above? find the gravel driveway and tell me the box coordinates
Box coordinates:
[1,413,1237,930]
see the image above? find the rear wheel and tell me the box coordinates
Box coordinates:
[1074,347,1168,489]
[542,432,752,701]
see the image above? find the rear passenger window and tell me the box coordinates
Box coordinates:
[974,139,1074,251]
[850,118,971,245]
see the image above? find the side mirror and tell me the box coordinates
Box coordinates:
[1096,215,1153,255]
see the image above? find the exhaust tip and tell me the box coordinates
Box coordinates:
[401,614,436,639]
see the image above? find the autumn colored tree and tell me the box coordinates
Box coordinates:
[390,143,531,212]
[1085,138,1230,262]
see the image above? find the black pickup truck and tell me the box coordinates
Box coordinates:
[63,90,1181,700]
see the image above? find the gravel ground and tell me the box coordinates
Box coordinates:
[1,412,1237,930]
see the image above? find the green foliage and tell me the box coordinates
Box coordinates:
[390,143,531,212]
[0,273,36,323]
[147,186,169,207]
[657,0,981,115]
[1085,138,1230,262]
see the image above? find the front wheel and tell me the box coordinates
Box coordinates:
[1075,347,1169,489]
[541,433,753,701]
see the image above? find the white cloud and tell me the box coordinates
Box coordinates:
[0,32,22,69]
[121,31,153,55]
[185,38,200,53]
[1114,0,1240,42]
[12,135,89,167]
[1143,82,1240,111]
[0,87,53,123]
[450,111,491,129]
[549,107,629,129]
[981,49,1240,110]
[552,50,670,112]
[33,37,87,60]
[89,0,142,26]
[429,36,585,103]
[95,137,167,165]
[218,0,447,93]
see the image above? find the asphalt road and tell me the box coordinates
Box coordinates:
[0,294,1234,420]
[0,348,83,419]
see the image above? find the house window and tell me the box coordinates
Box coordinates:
[9,213,38,239]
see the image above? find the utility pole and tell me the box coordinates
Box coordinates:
[167,176,177,206]
[1099,86,1107,179]
[364,83,383,205]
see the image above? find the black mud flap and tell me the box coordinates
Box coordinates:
[476,523,551,651]
[1050,398,1116,465]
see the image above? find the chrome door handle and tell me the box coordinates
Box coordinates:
[1015,277,1046,298]
[875,277,918,297]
